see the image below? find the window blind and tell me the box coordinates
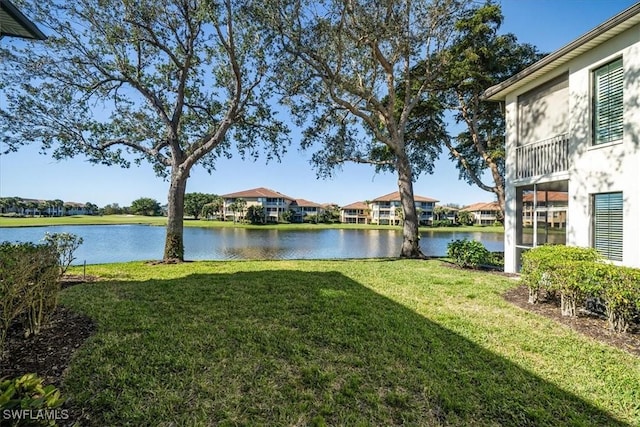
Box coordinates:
[593,192,623,261]
[593,58,623,145]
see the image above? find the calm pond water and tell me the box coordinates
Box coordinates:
[0,225,505,265]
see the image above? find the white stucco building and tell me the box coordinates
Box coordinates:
[485,3,640,273]
[369,191,438,226]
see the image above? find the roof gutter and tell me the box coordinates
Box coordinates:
[0,0,46,40]
[484,2,640,101]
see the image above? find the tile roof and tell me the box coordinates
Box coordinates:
[522,191,569,203]
[293,198,322,208]
[371,191,438,203]
[460,202,502,212]
[221,187,295,201]
[341,201,369,210]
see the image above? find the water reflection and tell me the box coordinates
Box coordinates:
[0,225,505,264]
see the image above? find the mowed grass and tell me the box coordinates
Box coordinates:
[0,214,169,227]
[61,260,639,426]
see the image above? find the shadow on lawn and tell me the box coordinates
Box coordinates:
[62,270,631,426]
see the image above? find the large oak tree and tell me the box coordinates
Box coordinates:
[253,0,469,258]
[438,3,542,214]
[0,0,288,261]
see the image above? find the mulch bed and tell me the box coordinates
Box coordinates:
[0,306,95,387]
[1,275,99,386]
[1,277,97,426]
[504,284,640,357]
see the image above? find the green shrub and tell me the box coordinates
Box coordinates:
[521,245,600,305]
[432,219,453,227]
[544,260,594,317]
[0,242,60,355]
[522,248,640,331]
[42,232,83,276]
[447,239,491,269]
[0,373,66,426]
[577,262,640,333]
[489,251,504,268]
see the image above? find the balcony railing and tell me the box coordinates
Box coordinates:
[516,133,569,179]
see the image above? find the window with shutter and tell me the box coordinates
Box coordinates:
[593,58,623,145]
[593,192,623,261]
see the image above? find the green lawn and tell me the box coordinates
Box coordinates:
[0,214,504,233]
[0,214,168,227]
[61,260,638,426]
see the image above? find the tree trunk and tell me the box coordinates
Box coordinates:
[488,161,506,217]
[608,310,629,333]
[560,291,577,317]
[164,168,188,262]
[396,152,424,259]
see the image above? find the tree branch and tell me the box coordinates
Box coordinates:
[444,139,496,193]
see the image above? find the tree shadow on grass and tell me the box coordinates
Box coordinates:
[62,270,632,426]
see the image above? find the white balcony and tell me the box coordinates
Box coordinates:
[516,133,569,179]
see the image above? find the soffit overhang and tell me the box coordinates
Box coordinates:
[484,3,640,101]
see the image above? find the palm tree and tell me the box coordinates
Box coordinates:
[38,200,50,217]
[393,206,404,226]
[64,203,75,216]
[458,210,474,226]
[14,199,25,216]
[235,198,247,223]
[229,198,247,223]
[433,206,446,222]
[0,198,10,214]
[363,200,372,225]
[416,207,424,225]
[25,201,37,216]
[53,199,64,217]
[84,202,99,215]
[208,196,224,219]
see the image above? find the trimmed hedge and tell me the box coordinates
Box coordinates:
[521,245,600,305]
[521,245,640,333]
[583,262,640,333]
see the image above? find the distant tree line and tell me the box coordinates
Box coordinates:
[0,197,98,216]
[0,196,163,217]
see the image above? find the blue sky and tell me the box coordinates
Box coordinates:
[0,0,637,208]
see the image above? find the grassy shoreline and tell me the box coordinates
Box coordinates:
[58,259,638,426]
[0,214,505,233]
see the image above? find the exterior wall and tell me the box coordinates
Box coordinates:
[370,200,435,225]
[222,197,294,222]
[416,201,435,225]
[503,23,640,272]
[291,206,323,222]
[463,210,498,226]
[64,206,88,215]
[476,211,498,225]
[518,74,569,144]
[565,26,640,267]
[0,201,82,216]
[340,209,368,224]
[370,202,399,225]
